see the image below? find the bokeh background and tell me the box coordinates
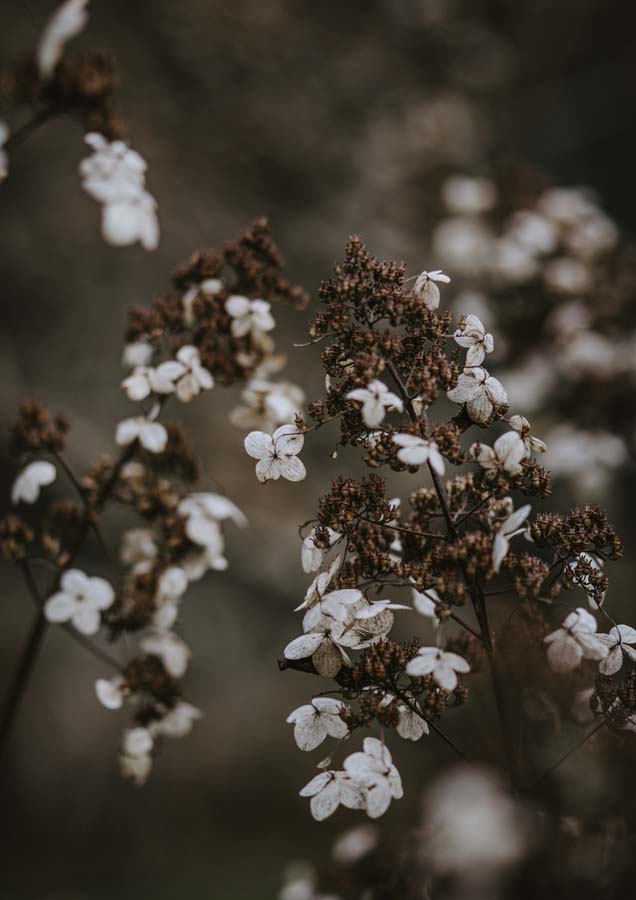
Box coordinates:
[1,1,636,897]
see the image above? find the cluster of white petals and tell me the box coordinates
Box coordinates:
[244,424,306,483]
[470,431,526,476]
[122,345,213,404]
[345,380,403,428]
[80,133,159,250]
[287,698,349,751]
[413,269,451,310]
[447,366,508,425]
[115,416,167,453]
[37,0,88,78]
[11,460,56,504]
[406,647,470,691]
[226,295,275,338]
[544,608,608,673]
[230,378,304,432]
[393,434,445,474]
[44,568,114,635]
[301,527,340,574]
[453,314,494,366]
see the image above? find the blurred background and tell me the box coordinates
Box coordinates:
[1,1,636,897]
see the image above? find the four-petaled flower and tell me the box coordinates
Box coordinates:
[396,698,430,741]
[45,568,115,635]
[492,504,531,572]
[447,367,508,425]
[393,434,445,474]
[509,415,546,453]
[287,697,349,751]
[244,425,306,483]
[453,314,494,366]
[225,295,275,338]
[413,270,451,310]
[598,625,636,675]
[11,460,56,504]
[116,417,168,453]
[346,380,403,428]
[173,345,214,402]
[300,770,366,821]
[343,737,404,818]
[470,431,526,476]
[406,647,470,691]
[544,608,609,673]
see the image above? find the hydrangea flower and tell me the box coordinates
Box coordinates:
[393,434,445,474]
[287,698,349,751]
[597,625,636,675]
[447,367,508,425]
[470,431,526,476]
[151,701,203,738]
[115,417,167,453]
[345,380,403,428]
[11,460,56,504]
[37,0,88,78]
[300,770,365,821]
[225,295,275,338]
[44,568,115,635]
[122,341,153,369]
[301,527,340,574]
[139,628,190,677]
[406,647,470,691]
[244,425,306,483]
[343,737,403,818]
[508,414,547,454]
[120,528,158,569]
[413,270,451,310]
[173,346,214,402]
[544,608,609,674]
[230,378,304,431]
[492,504,531,572]
[411,586,441,622]
[453,314,494,367]
[396,699,429,741]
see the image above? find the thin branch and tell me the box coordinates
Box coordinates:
[0,608,47,758]
[390,682,472,765]
[358,515,447,542]
[4,107,58,153]
[528,719,607,790]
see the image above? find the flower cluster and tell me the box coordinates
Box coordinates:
[1,221,304,783]
[249,237,626,823]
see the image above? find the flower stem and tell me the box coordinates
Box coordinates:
[5,108,58,153]
[0,608,48,757]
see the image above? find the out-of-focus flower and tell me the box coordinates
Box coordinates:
[544,608,608,673]
[287,698,348,751]
[597,625,636,675]
[492,504,531,572]
[95,675,126,710]
[44,568,114,635]
[331,824,379,865]
[225,295,275,338]
[139,628,190,677]
[413,269,451,310]
[244,425,306,483]
[120,528,158,569]
[442,176,496,215]
[151,701,202,738]
[470,431,525,476]
[115,417,167,453]
[173,346,214,402]
[11,460,56,504]
[406,647,470,690]
[393,434,445,474]
[301,527,339,574]
[37,0,89,78]
[300,770,365,822]
[346,380,403,428]
[230,379,304,431]
[122,341,153,369]
[343,737,403,818]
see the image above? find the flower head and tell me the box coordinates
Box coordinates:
[447,367,508,425]
[406,647,470,691]
[287,698,349,751]
[300,770,366,821]
[225,295,275,338]
[115,417,167,453]
[11,461,56,504]
[44,568,114,635]
[343,737,403,818]
[244,425,306,483]
[492,504,531,572]
[544,608,608,673]
[413,270,451,310]
[346,380,403,428]
[470,431,526,476]
[393,434,445,474]
[453,315,494,367]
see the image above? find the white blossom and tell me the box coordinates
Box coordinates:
[173,345,214,402]
[413,270,451,310]
[300,558,340,610]
[80,133,159,251]
[392,434,445,474]
[37,0,89,78]
[287,698,349,751]
[300,770,365,821]
[331,824,379,864]
[470,431,526,476]
[447,367,508,425]
[44,568,114,635]
[396,699,429,741]
[11,460,56,504]
[151,701,203,739]
[492,504,531,573]
[406,647,470,691]
[115,417,167,453]
[182,277,223,326]
[442,176,496,215]
[345,380,403,428]
[122,341,153,369]
[119,750,152,786]
[508,415,546,454]
[226,295,275,338]
[343,737,403,818]
[230,379,304,431]
[139,629,190,677]
[544,608,609,674]
[301,527,340,574]
[412,586,441,622]
[244,425,306,483]
[453,314,494,367]
[284,619,351,679]
[597,625,636,675]
[95,675,126,710]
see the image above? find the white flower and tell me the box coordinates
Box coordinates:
[412,587,441,622]
[119,750,152,786]
[345,380,403,428]
[244,425,306,483]
[11,460,56,504]
[0,120,9,184]
[44,568,114,635]
[122,361,185,401]
[301,527,339,574]
[343,737,403,818]
[393,434,445,474]
[120,528,158,569]
[178,492,246,552]
[299,558,340,610]
[300,770,366,821]
[544,608,609,673]
[287,698,348,751]
[80,133,159,251]
[447,367,508,425]
[139,629,190,677]
[230,379,304,431]
[156,566,188,605]
[116,417,167,453]
[284,620,351,678]
[353,598,409,620]
[173,345,214,402]
[396,699,429,741]
[37,0,89,78]
[406,647,470,691]
[413,270,451,310]
[470,431,526,476]
[508,415,546,454]
[442,176,496,215]
[95,675,126,710]
[122,341,153,369]
[182,278,223,325]
[226,295,275,338]
[151,701,203,738]
[332,824,379,864]
[492,505,531,573]
[124,726,154,757]
[453,315,494,367]
[597,625,636,675]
